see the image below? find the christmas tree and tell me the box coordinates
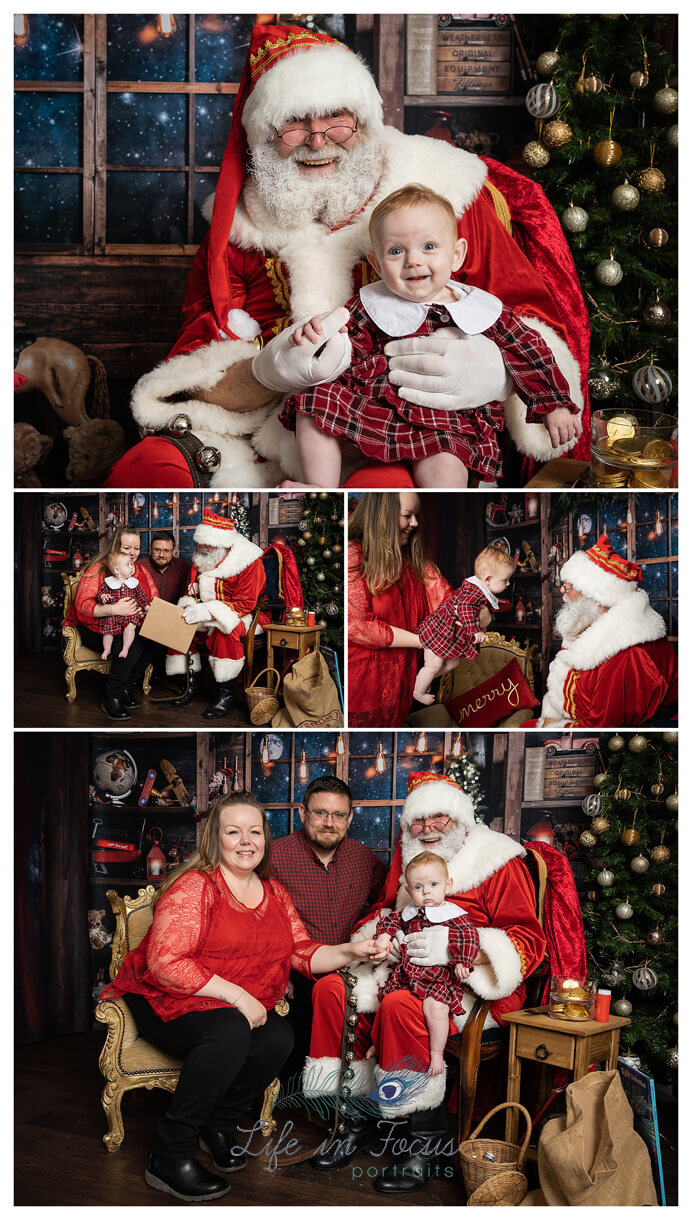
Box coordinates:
[228,492,250,538]
[295,492,344,651]
[445,738,489,823]
[580,732,677,1079]
[522,15,677,414]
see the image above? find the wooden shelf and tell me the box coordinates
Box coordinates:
[90,803,197,815]
[522,798,588,808]
[404,95,526,108]
[487,519,541,532]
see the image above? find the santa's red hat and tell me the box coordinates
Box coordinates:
[207,22,383,335]
[193,510,239,549]
[560,533,643,607]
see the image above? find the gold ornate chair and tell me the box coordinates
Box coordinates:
[406,631,539,729]
[61,572,152,702]
[94,885,287,1152]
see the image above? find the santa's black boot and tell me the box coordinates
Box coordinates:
[170,673,200,707]
[373,1102,452,1194]
[311,1115,375,1170]
[202,681,240,720]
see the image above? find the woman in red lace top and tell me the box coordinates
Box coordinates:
[101,791,380,1203]
[348,492,453,726]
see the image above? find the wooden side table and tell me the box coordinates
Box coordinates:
[503,1006,631,1143]
[265,622,321,686]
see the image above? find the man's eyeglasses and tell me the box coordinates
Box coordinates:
[276,120,358,148]
[305,807,351,823]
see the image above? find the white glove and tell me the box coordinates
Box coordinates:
[404,925,450,966]
[251,307,351,393]
[182,603,213,624]
[385,328,513,411]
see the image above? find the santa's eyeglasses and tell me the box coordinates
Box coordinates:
[409,816,452,831]
[275,120,358,147]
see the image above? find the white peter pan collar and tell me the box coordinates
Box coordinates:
[400,901,467,923]
[465,574,500,610]
[359,278,503,337]
[105,575,139,590]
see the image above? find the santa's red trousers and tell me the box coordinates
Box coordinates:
[168,624,244,665]
[310,974,457,1071]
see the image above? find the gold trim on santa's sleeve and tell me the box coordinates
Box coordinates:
[265,258,292,334]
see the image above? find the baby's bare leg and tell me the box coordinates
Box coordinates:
[422,997,450,1075]
[281,414,343,489]
[101,633,113,660]
[119,622,136,660]
[414,453,468,488]
[413,648,446,706]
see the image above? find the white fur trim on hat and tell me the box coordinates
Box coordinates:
[242,43,383,148]
[400,777,476,831]
[560,548,640,608]
[194,521,238,548]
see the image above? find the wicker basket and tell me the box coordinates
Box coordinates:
[466,1170,528,1206]
[245,668,281,726]
[459,1102,532,1200]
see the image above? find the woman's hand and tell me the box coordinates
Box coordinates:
[233,989,267,1029]
[111,598,139,616]
[284,978,295,1000]
[351,938,383,963]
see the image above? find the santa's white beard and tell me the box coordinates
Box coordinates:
[194,546,227,572]
[555,594,603,642]
[401,821,470,870]
[251,131,385,229]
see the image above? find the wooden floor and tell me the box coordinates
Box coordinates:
[15,1033,464,1206]
[15,653,254,729]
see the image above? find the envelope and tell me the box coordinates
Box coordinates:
[139,597,197,653]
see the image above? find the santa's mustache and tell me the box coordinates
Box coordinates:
[250,130,385,230]
[194,546,227,572]
[401,821,469,873]
[555,593,602,640]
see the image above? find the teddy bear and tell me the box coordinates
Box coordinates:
[14,421,53,487]
[64,418,126,486]
[88,909,113,952]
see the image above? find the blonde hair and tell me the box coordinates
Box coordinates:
[152,791,272,908]
[105,551,132,576]
[348,493,441,596]
[474,545,514,580]
[405,850,449,880]
[369,183,458,248]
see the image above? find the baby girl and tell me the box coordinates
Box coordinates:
[96,552,151,660]
[367,851,480,1076]
[280,182,579,488]
[413,543,514,705]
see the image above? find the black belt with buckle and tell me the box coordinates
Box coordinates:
[141,414,222,488]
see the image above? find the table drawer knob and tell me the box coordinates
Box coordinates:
[279,637,288,647]
[534,1044,550,1061]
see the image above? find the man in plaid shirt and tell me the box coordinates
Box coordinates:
[139,531,191,679]
[272,775,386,1083]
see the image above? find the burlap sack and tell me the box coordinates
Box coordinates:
[271,650,343,728]
[535,1070,657,1206]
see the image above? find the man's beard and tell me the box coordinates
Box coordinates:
[303,824,347,852]
[401,821,470,871]
[194,546,227,572]
[251,130,385,229]
[555,594,603,641]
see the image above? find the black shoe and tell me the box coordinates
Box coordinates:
[121,688,140,710]
[100,693,131,722]
[373,1103,451,1195]
[144,1153,231,1202]
[171,674,200,707]
[202,682,240,720]
[311,1118,372,1170]
[199,1129,247,1174]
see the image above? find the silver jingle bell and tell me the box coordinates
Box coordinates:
[195,445,222,473]
[168,413,193,435]
[345,1050,355,1062]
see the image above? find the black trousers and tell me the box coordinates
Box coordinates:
[80,625,149,699]
[126,994,294,1158]
[279,972,315,1090]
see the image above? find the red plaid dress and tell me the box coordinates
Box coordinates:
[418,579,493,661]
[280,293,576,481]
[376,905,480,1017]
[96,578,150,636]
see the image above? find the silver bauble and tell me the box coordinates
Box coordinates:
[667,124,678,150]
[628,734,648,754]
[632,965,658,991]
[619,1053,641,1069]
[602,963,627,987]
[561,204,589,233]
[316,572,326,582]
[613,998,632,1017]
[630,854,650,874]
[588,359,620,400]
[597,869,615,888]
[653,85,678,115]
[582,793,601,817]
[665,793,678,813]
[643,298,672,328]
[665,1046,679,1069]
[536,49,560,77]
[526,82,559,118]
[610,182,640,212]
[646,928,665,946]
[595,257,623,287]
[593,772,608,791]
[632,364,672,404]
[306,556,316,566]
[615,901,634,920]
[662,731,678,746]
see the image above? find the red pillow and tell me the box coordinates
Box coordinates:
[443,658,539,727]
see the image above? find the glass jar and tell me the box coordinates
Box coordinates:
[590,409,678,489]
[548,975,596,1021]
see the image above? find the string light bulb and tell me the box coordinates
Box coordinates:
[261,737,270,765]
[375,741,386,774]
[298,749,308,783]
[233,755,241,791]
[14,14,29,46]
[156,14,177,37]
[451,733,464,758]
[626,504,633,525]
[336,733,345,756]
[416,730,427,753]
[655,510,663,536]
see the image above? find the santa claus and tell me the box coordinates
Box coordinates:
[106,22,589,491]
[303,771,546,1193]
[167,509,268,719]
[531,535,677,728]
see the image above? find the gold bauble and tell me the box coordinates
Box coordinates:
[615,787,631,801]
[317,535,326,545]
[522,140,551,168]
[662,731,678,746]
[629,69,649,89]
[580,830,598,848]
[543,119,573,149]
[594,139,623,168]
[650,845,671,864]
[537,49,560,77]
[652,883,666,896]
[651,782,664,796]
[587,890,597,901]
[636,166,666,193]
[593,772,607,791]
[608,734,625,752]
[665,793,678,814]
[652,85,678,115]
[620,827,640,847]
[591,816,610,835]
[584,74,604,93]
[628,734,647,754]
[303,530,313,540]
[648,228,669,248]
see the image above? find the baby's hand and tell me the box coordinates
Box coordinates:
[371,935,391,963]
[454,963,472,982]
[290,316,325,346]
[472,630,486,644]
[545,406,581,449]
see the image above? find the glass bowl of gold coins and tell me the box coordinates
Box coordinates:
[590,410,678,489]
[548,975,596,1021]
